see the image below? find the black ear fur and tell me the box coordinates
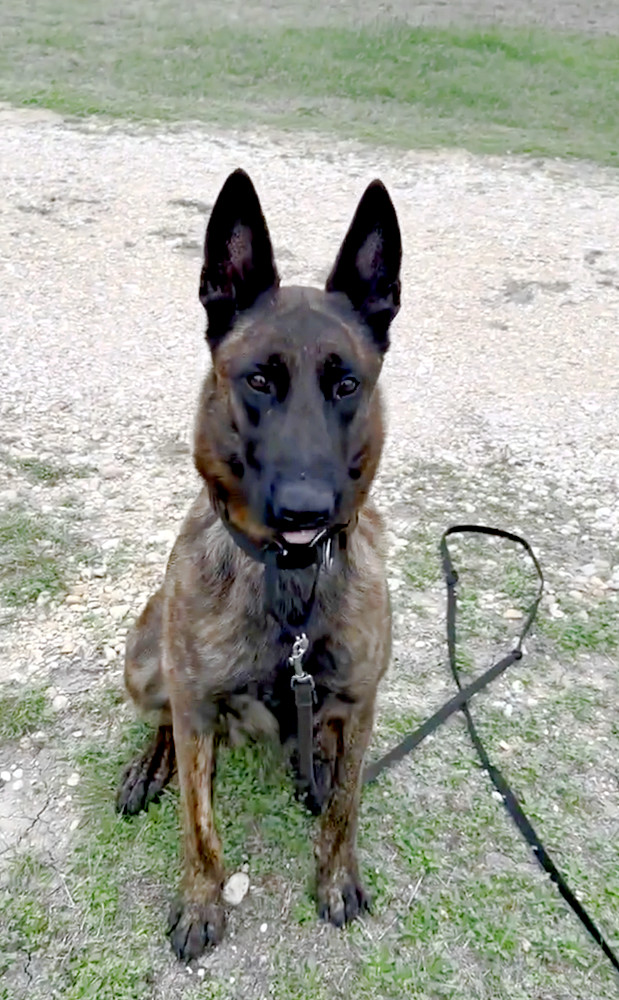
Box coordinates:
[326,180,401,352]
[199,169,279,349]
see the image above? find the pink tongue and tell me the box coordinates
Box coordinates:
[281,530,319,546]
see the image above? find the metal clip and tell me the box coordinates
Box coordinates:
[289,633,315,694]
[322,534,334,569]
[289,632,309,675]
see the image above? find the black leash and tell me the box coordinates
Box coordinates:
[366,524,619,977]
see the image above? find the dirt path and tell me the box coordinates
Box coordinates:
[1,108,619,997]
[212,0,619,34]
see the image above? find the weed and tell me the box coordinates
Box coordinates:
[0,686,51,741]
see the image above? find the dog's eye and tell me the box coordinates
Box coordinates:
[335,377,359,399]
[247,373,272,394]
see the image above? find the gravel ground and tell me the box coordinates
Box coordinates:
[1,108,619,992]
[213,0,619,34]
[2,105,619,682]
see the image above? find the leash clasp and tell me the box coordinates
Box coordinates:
[289,632,314,694]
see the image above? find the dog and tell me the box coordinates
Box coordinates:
[117,168,402,961]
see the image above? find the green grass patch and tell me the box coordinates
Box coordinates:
[541,597,619,653]
[0,504,69,606]
[0,2,618,163]
[2,701,617,998]
[0,497,99,609]
[0,686,51,741]
[1,453,94,487]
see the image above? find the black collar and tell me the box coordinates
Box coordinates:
[217,506,347,572]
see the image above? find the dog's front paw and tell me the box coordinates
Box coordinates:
[167,898,226,961]
[317,873,371,928]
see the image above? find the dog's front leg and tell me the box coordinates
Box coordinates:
[315,699,374,927]
[167,700,226,961]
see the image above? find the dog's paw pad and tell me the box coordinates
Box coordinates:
[167,899,226,961]
[318,878,371,928]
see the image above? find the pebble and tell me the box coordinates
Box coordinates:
[52,694,69,711]
[13,768,23,779]
[67,773,80,787]
[100,463,123,480]
[101,538,121,551]
[1,770,10,783]
[222,872,250,906]
[260,922,268,934]
[61,640,75,654]
[502,608,522,620]
[110,604,130,621]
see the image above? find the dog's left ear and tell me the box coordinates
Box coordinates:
[199,169,280,350]
[326,180,401,352]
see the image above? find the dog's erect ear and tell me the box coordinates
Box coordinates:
[326,180,401,352]
[199,169,280,349]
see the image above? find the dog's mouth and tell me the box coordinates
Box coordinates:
[279,529,322,547]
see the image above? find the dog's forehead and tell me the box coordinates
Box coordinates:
[219,286,378,369]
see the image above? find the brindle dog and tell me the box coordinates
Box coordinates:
[117,169,402,961]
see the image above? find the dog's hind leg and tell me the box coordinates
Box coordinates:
[117,723,175,814]
[117,588,176,813]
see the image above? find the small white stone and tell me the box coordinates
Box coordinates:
[101,538,120,551]
[491,790,503,802]
[52,694,69,711]
[13,768,23,779]
[67,773,80,787]
[503,704,514,718]
[260,922,268,934]
[197,969,205,979]
[222,872,250,906]
[502,608,522,620]
[70,818,79,831]
[72,730,83,738]
[100,463,123,480]
[12,779,24,791]
[110,604,130,621]
[1,771,10,782]
[61,640,75,654]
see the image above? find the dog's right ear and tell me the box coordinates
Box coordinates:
[199,169,280,350]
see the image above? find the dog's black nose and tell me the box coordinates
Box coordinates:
[271,480,336,531]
